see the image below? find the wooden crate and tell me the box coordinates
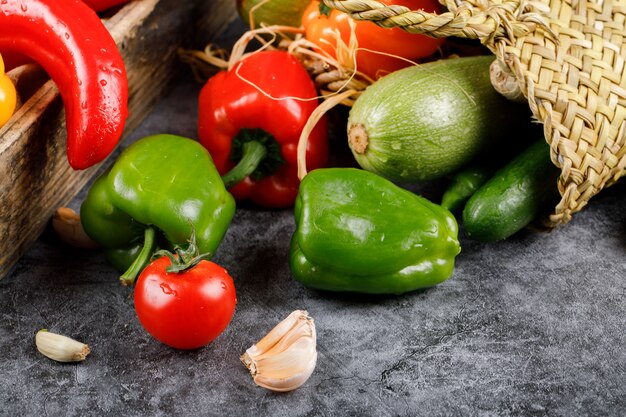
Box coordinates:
[0,0,237,278]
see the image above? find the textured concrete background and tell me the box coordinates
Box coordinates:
[2,31,626,417]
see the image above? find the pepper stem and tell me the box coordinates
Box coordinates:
[119,227,156,287]
[221,140,267,189]
[220,128,285,189]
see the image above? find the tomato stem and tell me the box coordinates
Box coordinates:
[119,227,156,287]
[319,2,332,16]
[153,225,213,273]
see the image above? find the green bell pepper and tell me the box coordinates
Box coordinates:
[289,168,461,294]
[80,134,236,285]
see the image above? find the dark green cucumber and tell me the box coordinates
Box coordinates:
[347,55,534,182]
[441,165,493,211]
[462,140,560,241]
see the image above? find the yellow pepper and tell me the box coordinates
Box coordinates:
[0,53,17,128]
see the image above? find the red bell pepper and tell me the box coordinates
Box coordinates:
[198,50,328,208]
[0,0,128,170]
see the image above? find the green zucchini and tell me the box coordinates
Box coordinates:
[237,0,309,29]
[347,55,534,182]
[462,139,560,241]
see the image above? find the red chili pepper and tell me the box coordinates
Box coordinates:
[0,51,31,72]
[82,0,131,12]
[0,0,128,170]
[198,50,328,208]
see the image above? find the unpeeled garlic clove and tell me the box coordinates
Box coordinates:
[241,310,317,392]
[35,330,91,363]
[52,207,99,249]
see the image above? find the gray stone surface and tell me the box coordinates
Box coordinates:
[2,63,626,417]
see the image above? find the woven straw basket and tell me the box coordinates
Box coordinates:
[324,0,626,227]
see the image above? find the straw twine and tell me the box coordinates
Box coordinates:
[325,0,626,226]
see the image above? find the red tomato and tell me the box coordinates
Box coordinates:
[302,0,444,80]
[134,256,237,350]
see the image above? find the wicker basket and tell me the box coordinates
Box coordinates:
[324,0,626,227]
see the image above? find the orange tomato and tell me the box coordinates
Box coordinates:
[302,0,444,80]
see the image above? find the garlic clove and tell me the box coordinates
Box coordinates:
[52,207,99,249]
[250,338,317,392]
[241,310,317,392]
[35,330,91,363]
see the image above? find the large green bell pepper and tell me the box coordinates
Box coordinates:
[289,168,461,294]
[80,134,236,285]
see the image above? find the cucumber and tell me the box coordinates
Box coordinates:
[441,164,493,211]
[462,139,560,241]
[347,55,534,182]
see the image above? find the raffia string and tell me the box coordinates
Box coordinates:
[247,0,272,30]
[297,89,360,179]
[178,21,371,95]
